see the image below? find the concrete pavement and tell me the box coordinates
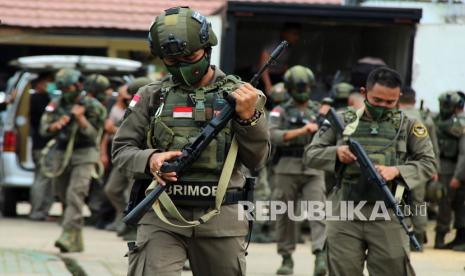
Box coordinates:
[0,216,464,275]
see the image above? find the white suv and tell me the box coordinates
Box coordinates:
[0,55,143,216]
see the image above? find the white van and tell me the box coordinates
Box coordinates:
[0,55,143,216]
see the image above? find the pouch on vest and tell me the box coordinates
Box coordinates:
[439,137,458,159]
[152,120,175,150]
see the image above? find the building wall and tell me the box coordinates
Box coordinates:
[363,1,465,111]
[412,24,465,111]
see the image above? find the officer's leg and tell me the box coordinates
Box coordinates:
[301,173,327,275]
[272,173,299,256]
[30,150,54,219]
[326,220,365,276]
[365,219,415,276]
[251,167,273,242]
[128,224,187,276]
[54,166,71,214]
[453,184,465,230]
[62,163,93,229]
[410,183,427,248]
[188,236,246,276]
[435,174,454,246]
[450,184,465,249]
[104,168,129,220]
[300,174,326,252]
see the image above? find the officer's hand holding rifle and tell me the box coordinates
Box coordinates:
[124,41,289,225]
[327,107,422,250]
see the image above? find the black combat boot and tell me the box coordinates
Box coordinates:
[444,228,465,249]
[411,232,425,252]
[276,254,294,275]
[434,231,447,249]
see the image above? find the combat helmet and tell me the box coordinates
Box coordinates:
[438,91,465,119]
[84,74,110,95]
[334,82,354,100]
[148,7,217,86]
[284,65,315,103]
[148,7,217,58]
[55,68,81,89]
[269,82,290,105]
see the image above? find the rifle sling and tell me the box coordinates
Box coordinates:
[148,136,238,228]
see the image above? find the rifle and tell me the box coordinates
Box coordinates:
[326,108,421,251]
[123,41,289,225]
[56,91,87,144]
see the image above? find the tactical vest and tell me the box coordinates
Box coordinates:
[279,100,319,157]
[50,98,100,149]
[340,110,406,202]
[147,75,241,206]
[435,115,464,160]
[41,96,105,178]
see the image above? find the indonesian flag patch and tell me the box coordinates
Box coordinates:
[270,107,282,118]
[129,94,140,108]
[173,106,193,118]
[45,102,56,112]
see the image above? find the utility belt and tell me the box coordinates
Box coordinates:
[278,147,304,158]
[125,177,255,214]
[56,140,95,150]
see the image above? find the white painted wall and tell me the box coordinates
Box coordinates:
[412,24,465,111]
[363,1,465,111]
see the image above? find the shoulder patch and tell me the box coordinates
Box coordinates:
[270,107,283,118]
[129,94,140,108]
[412,121,428,138]
[343,110,358,124]
[45,102,56,112]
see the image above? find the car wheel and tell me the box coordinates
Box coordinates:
[0,188,18,217]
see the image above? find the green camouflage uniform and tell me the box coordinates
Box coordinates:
[113,66,269,276]
[434,93,465,247]
[305,106,436,276]
[400,105,440,246]
[112,7,270,276]
[40,96,107,228]
[269,99,326,255]
[40,75,106,252]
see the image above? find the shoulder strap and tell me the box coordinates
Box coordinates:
[343,107,365,137]
[40,124,79,178]
[149,136,239,228]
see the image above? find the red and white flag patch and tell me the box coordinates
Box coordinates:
[173,106,193,118]
[270,108,282,118]
[129,94,140,108]
[45,102,56,112]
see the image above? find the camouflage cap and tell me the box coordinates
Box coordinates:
[84,74,110,94]
[55,68,81,89]
[148,7,217,58]
[334,82,354,100]
[127,77,152,95]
